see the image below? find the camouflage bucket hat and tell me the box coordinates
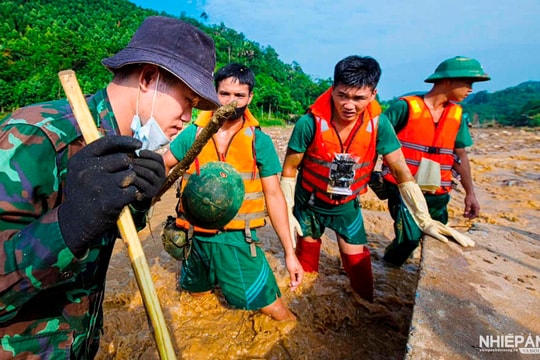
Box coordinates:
[424,56,491,83]
[102,16,220,110]
[181,162,245,229]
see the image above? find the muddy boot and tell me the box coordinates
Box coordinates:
[341,247,374,302]
[295,237,321,273]
[383,239,420,267]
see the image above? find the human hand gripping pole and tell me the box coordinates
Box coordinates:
[58,70,176,359]
[398,181,475,247]
[279,176,303,248]
[58,136,149,253]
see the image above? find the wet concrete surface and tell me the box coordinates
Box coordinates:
[406,224,539,360]
[406,128,540,359]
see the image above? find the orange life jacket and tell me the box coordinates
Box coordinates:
[176,109,267,234]
[300,88,381,205]
[382,96,462,194]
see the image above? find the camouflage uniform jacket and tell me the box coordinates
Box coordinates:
[0,88,147,359]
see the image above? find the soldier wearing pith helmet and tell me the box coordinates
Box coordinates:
[381,56,489,266]
[424,56,491,83]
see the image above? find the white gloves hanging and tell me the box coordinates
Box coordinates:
[398,181,475,247]
[280,176,303,248]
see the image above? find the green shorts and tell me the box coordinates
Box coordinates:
[179,231,281,310]
[293,201,367,244]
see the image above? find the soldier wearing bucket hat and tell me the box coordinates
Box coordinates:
[102,16,220,152]
[379,56,488,266]
[0,16,218,358]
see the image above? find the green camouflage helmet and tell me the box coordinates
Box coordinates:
[424,56,491,83]
[181,161,245,229]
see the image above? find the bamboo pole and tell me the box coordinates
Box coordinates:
[58,70,176,359]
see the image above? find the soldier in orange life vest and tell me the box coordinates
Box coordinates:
[281,55,475,302]
[163,63,302,321]
[381,56,488,266]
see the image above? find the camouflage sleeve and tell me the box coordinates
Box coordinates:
[0,123,80,322]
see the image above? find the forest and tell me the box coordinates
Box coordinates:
[1,0,538,126]
[462,81,540,127]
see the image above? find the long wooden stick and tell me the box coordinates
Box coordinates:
[153,101,237,203]
[58,70,176,359]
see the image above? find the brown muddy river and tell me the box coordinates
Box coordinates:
[95,126,540,359]
[97,202,419,360]
[96,126,420,360]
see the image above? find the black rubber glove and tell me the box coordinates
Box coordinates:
[59,136,142,256]
[129,150,167,221]
[131,149,166,203]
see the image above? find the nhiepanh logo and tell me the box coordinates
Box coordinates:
[478,334,540,354]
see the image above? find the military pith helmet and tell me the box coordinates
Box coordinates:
[424,56,491,83]
[181,162,245,229]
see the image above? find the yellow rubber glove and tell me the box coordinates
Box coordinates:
[280,176,303,248]
[423,221,475,247]
[398,181,475,247]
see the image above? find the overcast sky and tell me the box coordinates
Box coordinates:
[130,0,540,100]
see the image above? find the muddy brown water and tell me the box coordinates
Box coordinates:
[97,190,419,359]
[96,125,418,360]
[96,127,539,359]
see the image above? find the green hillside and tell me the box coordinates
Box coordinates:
[1,0,538,126]
[0,0,330,124]
[463,81,540,127]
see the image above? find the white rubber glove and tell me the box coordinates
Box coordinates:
[398,181,475,247]
[280,176,303,248]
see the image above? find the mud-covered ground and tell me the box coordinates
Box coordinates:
[95,127,539,360]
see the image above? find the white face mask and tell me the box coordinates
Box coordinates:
[131,73,170,151]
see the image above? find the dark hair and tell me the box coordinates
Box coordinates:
[333,55,381,90]
[112,63,141,82]
[214,63,255,92]
[112,64,181,90]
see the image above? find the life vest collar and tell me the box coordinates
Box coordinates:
[309,87,334,119]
